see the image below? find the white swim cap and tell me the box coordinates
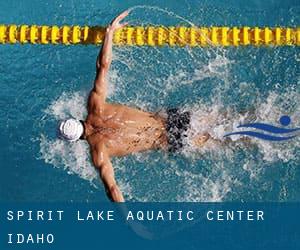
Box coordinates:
[58,118,84,142]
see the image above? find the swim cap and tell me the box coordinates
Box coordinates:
[58,118,84,142]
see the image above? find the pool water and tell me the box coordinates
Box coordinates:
[0,0,299,202]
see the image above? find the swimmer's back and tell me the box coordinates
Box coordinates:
[86,101,168,156]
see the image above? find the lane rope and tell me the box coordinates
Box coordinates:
[0,25,299,46]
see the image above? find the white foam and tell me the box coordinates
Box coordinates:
[181,89,300,163]
[45,92,87,120]
[39,92,98,185]
[175,164,233,202]
[39,134,97,184]
[253,90,300,162]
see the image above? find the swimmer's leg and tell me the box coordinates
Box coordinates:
[190,115,216,147]
[192,132,211,147]
[192,133,254,148]
[190,107,259,148]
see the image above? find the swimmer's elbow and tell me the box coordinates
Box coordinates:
[92,156,104,169]
[96,57,110,72]
[100,58,111,71]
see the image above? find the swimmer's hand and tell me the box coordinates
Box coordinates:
[107,10,129,33]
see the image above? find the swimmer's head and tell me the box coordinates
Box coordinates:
[57,118,84,142]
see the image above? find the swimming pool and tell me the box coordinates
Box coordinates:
[0,0,299,202]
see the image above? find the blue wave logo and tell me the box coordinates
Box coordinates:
[224,116,300,141]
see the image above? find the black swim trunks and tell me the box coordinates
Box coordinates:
[166,108,191,153]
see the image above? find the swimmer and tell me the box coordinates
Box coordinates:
[58,11,210,202]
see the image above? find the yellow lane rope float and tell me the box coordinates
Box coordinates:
[0,25,299,46]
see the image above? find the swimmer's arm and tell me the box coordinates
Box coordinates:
[94,11,129,99]
[92,144,125,202]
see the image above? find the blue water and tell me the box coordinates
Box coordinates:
[0,0,299,202]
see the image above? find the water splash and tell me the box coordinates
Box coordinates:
[39,89,300,202]
[37,6,300,202]
[39,134,98,185]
